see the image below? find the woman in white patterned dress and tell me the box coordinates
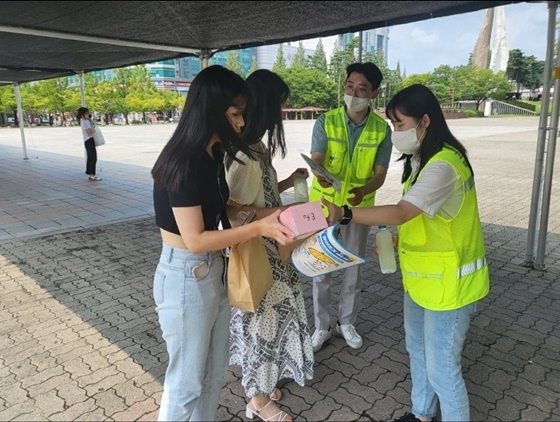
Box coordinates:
[225,69,314,422]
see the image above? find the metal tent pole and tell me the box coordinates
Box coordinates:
[534,13,560,270]
[14,83,28,160]
[523,0,557,269]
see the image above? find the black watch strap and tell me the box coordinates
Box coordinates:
[338,205,352,225]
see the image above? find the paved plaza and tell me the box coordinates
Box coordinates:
[0,117,559,421]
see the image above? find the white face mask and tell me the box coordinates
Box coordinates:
[392,122,422,155]
[344,94,369,113]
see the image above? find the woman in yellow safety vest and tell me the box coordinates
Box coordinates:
[321,84,489,422]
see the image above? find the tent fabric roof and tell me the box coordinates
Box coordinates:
[0,1,523,84]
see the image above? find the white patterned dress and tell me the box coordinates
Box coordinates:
[227,144,314,398]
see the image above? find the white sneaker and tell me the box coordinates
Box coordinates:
[336,323,363,349]
[311,329,331,352]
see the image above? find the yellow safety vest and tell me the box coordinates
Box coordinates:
[309,107,387,208]
[398,146,489,310]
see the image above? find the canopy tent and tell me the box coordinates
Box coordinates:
[0,0,557,271]
[0,1,522,84]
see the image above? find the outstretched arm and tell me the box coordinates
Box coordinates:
[321,196,423,227]
[174,206,295,254]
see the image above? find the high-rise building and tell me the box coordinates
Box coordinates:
[255,42,315,70]
[337,28,390,61]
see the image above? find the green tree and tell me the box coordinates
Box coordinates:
[309,39,328,73]
[226,50,244,77]
[507,49,526,93]
[284,67,336,109]
[328,37,358,107]
[291,41,307,69]
[0,85,16,114]
[506,49,544,93]
[272,44,287,74]
[523,55,545,90]
[402,73,430,89]
[453,66,511,109]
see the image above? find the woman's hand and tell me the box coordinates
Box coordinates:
[289,167,309,186]
[320,196,343,226]
[348,186,364,206]
[256,209,296,245]
[315,174,332,188]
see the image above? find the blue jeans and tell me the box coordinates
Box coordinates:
[404,293,477,422]
[153,245,229,421]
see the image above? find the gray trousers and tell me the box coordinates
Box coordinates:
[312,221,371,330]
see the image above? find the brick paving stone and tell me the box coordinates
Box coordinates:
[488,394,526,421]
[20,365,64,389]
[0,382,30,406]
[49,397,98,421]
[328,406,362,421]
[12,409,46,421]
[84,372,129,397]
[0,400,37,421]
[520,405,552,422]
[510,379,559,407]
[93,388,128,414]
[470,393,498,421]
[62,357,92,380]
[110,396,158,421]
[33,389,66,418]
[275,386,313,414]
[114,379,149,407]
[300,396,342,421]
[329,381,375,415]
[367,395,406,421]
[75,408,111,421]
[55,380,89,407]
[27,373,72,398]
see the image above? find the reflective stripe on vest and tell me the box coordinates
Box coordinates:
[457,256,487,279]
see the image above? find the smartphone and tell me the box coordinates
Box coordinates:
[192,262,209,279]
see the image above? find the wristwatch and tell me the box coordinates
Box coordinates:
[338,205,352,225]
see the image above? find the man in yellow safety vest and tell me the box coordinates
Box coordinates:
[308,62,392,352]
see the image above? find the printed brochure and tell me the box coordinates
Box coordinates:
[290,224,365,277]
[300,153,342,193]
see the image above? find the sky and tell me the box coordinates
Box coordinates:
[300,2,549,76]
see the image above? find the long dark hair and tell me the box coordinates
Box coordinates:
[226,69,290,169]
[386,84,473,184]
[152,65,254,192]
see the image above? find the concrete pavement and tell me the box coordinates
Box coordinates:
[0,117,559,421]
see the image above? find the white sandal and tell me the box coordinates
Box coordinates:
[246,397,290,421]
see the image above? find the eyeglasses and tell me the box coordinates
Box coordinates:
[344,84,371,97]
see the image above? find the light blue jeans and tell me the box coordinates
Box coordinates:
[404,293,477,422]
[153,245,229,421]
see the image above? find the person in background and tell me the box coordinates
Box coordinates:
[150,65,295,422]
[309,62,392,352]
[77,107,101,181]
[320,83,490,422]
[225,69,314,422]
